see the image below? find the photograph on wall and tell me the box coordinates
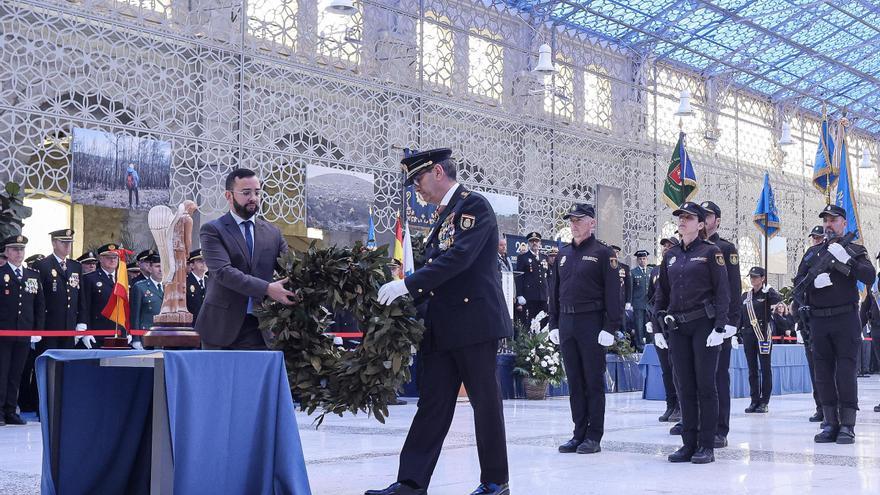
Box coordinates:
[306,164,375,233]
[71,127,172,210]
[480,190,519,236]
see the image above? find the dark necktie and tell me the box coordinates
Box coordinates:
[60,259,67,272]
[14,267,21,280]
[243,220,254,258]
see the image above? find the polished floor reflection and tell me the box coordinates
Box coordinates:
[2,378,880,494]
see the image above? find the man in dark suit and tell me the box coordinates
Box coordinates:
[75,243,121,348]
[0,235,45,426]
[194,168,296,350]
[186,249,208,324]
[515,232,549,328]
[369,148,512,495]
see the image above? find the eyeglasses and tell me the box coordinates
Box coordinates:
[234,189,262,198]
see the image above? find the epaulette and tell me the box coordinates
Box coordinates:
[703,239,716,245]
[460,190,470,199]
[596,239,609,247]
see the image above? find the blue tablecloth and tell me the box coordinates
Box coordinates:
[36,350,311,495]
[639,344,813,400]
[497,353,643,399]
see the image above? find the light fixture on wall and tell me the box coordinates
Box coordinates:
[533,43,556,75]
[326,0,357,16]
[778,121,794,147]
[674,89,694,117]
[859,149,872,169]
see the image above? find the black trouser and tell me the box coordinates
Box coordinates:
[398,339,507,489]
[803,336,822,411]
[128,187,139,207]
[743,334,773,405]
[201,315,267,350]
[17,347,39,413]
[668,317,719,449]
[715,337,732,437]
[0,340,29,416]
[559,311,606,443]
[632,308,647,351]
[656,341,678,410]
[812,311,860,411]
[871,324,880,373]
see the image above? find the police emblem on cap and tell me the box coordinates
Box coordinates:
[108,244,116,251]
[730,253,738,265]
[715,253,725,266]
[16,236,22,243]
[459,214,475,230]
[701,202,709,208]
[610,257,618,269]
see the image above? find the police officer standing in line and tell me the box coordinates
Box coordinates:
[792,225,828,423]
[130,253,163,346]
[740,267,782,413]
[655,202,730,464]
[0,235,45,426]
[33,230,82,352]
[76,251,97,275]
[515,232,549,328]
[859,260,880,413]
[611,245,632,330]
[794,204,875,444]
[130,249,154,287]
[187,249,209,324]
[550,203,620,455]
[699,200,741,449]
[631,250,651,351]
[75,243,121,349]
[647,237,681,423]
[369,148,511,495]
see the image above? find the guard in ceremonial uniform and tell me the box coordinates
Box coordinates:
[631,250,651,351]
[130,253,163,341]
[549,203,620,455]
[655,202,730,464]
[75,243,121,349]
[370,148,511,495]
[700,200,741,448]
[794,205,875,444]
[76,251,97,275]
[24,254,44,269]
[34,229,82,351]
[546,246,559,306]
[515,232,549,328]
[186,249,208,324]
[0,235,45,426]
[740,267,782,413]
[647,237,681,422]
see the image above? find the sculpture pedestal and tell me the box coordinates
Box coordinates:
[144,322,201,349]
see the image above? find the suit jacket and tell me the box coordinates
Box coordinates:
[0,264,45,343]
[34,256,81,330]
[77,269,117,330]
[186,272,208,324]
[194,212,287,346]
[130,278,164,331]
[405,186,513,352]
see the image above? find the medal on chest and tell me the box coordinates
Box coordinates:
[438,215,456,252]
[69,273,79,289]
[25,278,38,294]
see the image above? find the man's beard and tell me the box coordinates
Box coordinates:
[233,198,258,219]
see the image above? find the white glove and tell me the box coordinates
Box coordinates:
[127,334,133,344]
[654,333,668,349]
[549,328,560,345]
[131,341,144,350]
[827,242,851,264]
[377,280,409,305]
[333,336,344,346]
[761,284,771,294]
[74,324,94,348]
[731,338,740,350]
[813,272,833,289]
[625,303,633,311]
[723,325,738,339]
[517,296,527,306]
[598,330,615,346]
[706,330,724,347]
[30,336,42,344]
[645,322,653,334]
[796,330,804,344]
[81,335,95,349]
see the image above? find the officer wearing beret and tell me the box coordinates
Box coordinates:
[794,204,875,444]
[186,249,208,324]
[655,202,730,464]
[515,232,549,328]
[631,249,651,351]
[370,148,511,495]
[647,237,681,423]
[76,251,97,275]
[75,243,121,348]
[739,266,782,413]
[33,229,82,351]
[130,253,162,347]
[549,203,620,455]
[0,235,44,426]
[699,200,741,448]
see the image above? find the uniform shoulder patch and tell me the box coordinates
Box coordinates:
[459,213,476,230]
[729,253,739,265]
[715,253,725,266]
[610,257,619,269]
[460,190,471,198]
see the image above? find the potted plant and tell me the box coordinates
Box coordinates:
[512,316,565,400]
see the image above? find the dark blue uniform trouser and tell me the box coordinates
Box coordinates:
[743,334,773,405]
[656,342,678,409]
[715,337,732,438]
[669,317,719,449]
[559,311,605,442]
[0,340,29,416]
[811,312,860,412]
[398,339,508,488]
[632,308,647,350]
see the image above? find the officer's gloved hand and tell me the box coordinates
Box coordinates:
[761,284,772,294]
[377,280,409,305]
[131,341,144,350]
[597,330,615,346]
[796,330,804,344]
[517,296,526,306]
[625,303,633,311]
[814,273,833,289]
[706,329,725,347]
[731,337,740,350]
[74,323,95,348]
[30,335,42,344]
[827,242,851,264]
[723,325,737,338]
[645,322,653,334]
[549,328,560,345]
[653,333,668,349]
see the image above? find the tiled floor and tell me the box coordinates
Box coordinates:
[3,379,880,494]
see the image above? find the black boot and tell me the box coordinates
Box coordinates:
[754,403,769,413]
[744,402,758,413]
[809,407,824,422]
[837,408,856,445]
[558,438,581,453]
[669,423,683,435]
[668,405,681,422]
[659,405,675,422]
[691,447,715,464]
[814,406,839,443]
[667,445,695,463]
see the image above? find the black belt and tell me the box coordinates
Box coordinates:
[560,301,604,314]
[807,303,858,318]
[672,306,710,324]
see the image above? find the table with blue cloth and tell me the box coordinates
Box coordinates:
[639,343,813,400]
[36,350,312,495]
[496,353,643,399]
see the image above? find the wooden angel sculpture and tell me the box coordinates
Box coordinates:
[148,200,198,326]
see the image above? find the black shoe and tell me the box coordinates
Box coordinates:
[755,403,769,413]
[3,413,26,426]
[469,482,509,495]
[667,446,695,463]
[814,427,839,443]
[364,482,426,495]
[691,447,715,464]
[0,417,5,427]
[576,439,601,454]
[668,406,681,422]
[873,404,880,413]
[558,438,581,453]
[659,406,675,422]
[713,435,728,448]
[809,409,824,422]
[836,426,855,444]
[744,403,758,413]
[669,423,683,435]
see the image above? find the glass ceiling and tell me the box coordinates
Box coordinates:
[505,0,880,135]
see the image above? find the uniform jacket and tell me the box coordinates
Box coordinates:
[654,238,731,328]
[34,255,81,330]
[0,264,45,343]
[619,262,632,306]
[77,268,118,330]
[709,233,742,327]
[795,240,875,309]
[739,288,783,338]
[630,265,651,309]
[515,250,549,302]
[859,277,880,329]
[405,186,512,352]
[186,272,208,324]
[130,278,164,331]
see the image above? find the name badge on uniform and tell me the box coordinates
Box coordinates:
[691,256,707,263]
[582,256,597,262]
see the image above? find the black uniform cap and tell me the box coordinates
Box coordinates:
[699,201,721,218]
[77,251,97,263]
[562,203,595,219]
[97,243,120,256]
[673,202,706,222]
[188,249,203,263]
[49,229,75,241]
[144,252,160,263]
[24,254,44,266]
[819,204,846,218]
[401,148,453,186]
[610,245,622,252]
[634,249,649,257]
[748,266,766,277]
[659,237,679,247]
[809,225,825,237]
[526,232,542,242]
[126,261,139,271]
[136,249,155,262]
[2,234,28,248]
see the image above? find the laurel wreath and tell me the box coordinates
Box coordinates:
[255,242,424,426]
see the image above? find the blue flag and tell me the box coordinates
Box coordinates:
[753,172,780,239]
[834,128,861,241]
[813,116,837,197]
[366,206,376,249]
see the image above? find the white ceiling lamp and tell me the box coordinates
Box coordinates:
[859,148,872,169]
[674,89,694,117]
[778,121,794,147]
[326,0,357,16]
[532,43,556,75]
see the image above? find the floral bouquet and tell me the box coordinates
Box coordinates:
[512,312,566,386]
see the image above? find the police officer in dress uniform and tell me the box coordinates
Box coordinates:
[0,235,44,426]
[794,204,875,444]
[369,148,511,495]
[647,237,681,422]
[18,252,47,413]
[631,250,651,351]
[515,232,549,328]
[186,249,208,324]
[75,243,121,349]
[549,203,620,455]
[654,202,730,464]
[130,253,163,341]
[740,266,782,413]
[611,246,632,332]
[546,246,559,307]
[34,230,82,352]
[76,251,97,275]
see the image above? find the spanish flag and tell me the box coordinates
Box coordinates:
[101,248,133,334]
[393,214,404,279]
